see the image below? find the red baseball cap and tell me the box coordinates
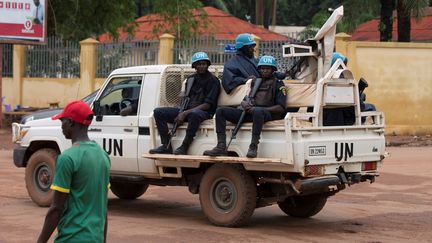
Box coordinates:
[52,100,94,125]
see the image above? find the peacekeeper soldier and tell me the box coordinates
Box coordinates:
[204,55,287,158]
[38,101,110,243]
[222,33,260,94]
[323,52,376,126]
[149,52,221,155]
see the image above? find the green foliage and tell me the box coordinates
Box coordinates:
[302,0,380,38]
[338,0,380,33]
[202,0,253,22]
[403,0,429,20]
[140,0,207,40]
[274,0,339,26]
[48,0,137,41]
[300,11,331,39]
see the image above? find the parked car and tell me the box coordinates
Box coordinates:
[20,90,99,124]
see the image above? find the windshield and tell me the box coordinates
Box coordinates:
[82,89,99,104]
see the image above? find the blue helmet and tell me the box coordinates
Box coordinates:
[191,52,211,68]
[331,52,348,66]
[257,55,277,70]
[235,33,256,49]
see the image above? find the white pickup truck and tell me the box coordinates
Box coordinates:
[11,6,386,227]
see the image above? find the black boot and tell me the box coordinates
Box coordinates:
[203,134,227,156]
[149,135,172,154]
[246,136,260,158]
[149,144,172,154]
[174,136,193,155]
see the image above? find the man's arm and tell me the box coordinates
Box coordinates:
[175,103,211,123]
[37,191,68,243]
[222,56,254,95]
[175,76,220,122]
[222,67,248,94]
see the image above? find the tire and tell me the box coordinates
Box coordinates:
[278,194,327,218]
[25,148,58,207]
[110,181,149,200]
[199,164,256,227]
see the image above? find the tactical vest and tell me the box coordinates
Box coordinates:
[251,78,277,107]
[187,74,211,109]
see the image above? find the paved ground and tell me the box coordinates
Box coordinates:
[1,128,432,242]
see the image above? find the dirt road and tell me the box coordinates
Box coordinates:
[1,146,431,243]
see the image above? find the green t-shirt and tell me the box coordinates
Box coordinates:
[50,140,111,243]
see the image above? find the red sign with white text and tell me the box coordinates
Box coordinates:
[0,0,46,43]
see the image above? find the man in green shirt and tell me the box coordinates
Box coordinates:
[38,100,111,243]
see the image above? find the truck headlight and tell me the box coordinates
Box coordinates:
[12,123,29,143]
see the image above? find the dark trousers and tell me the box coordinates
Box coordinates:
[215,107,274,137]
[153,107,212,141]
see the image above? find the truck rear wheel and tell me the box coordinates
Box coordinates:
[110,181,149,200]
[278,194,327,218]
[199,164,256,227]
[25,148,58,207]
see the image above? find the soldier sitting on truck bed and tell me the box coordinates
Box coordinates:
[204,55,287,158]
[149,52,221,155]
[323,53,376,126]
[222,33,260,94]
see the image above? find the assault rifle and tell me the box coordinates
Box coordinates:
[226,77,263,150]
[167,77,194,147]
[286,56,307,79]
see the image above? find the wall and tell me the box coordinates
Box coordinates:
[2,77,13,110]
[336,34,432,135]
[3,77,107,109]
[3,34,432,135]
[22,78,81,107]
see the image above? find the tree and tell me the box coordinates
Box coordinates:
[136,0,207,40]
[396,0,429,42]
[275,0,336,26]
[47,0,209,41]
[145,0,207,40]
[202,0,253,23]
[48,0,137,41]
[380,0,394,41]
[255,0,277,29]
[338,0,379,33]
[304,0,379,38]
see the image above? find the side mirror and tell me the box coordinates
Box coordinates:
[93,100,103,122]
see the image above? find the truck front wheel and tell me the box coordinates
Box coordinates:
[199,164,256,227]
[278,194,327,218]
[25,148,58,207]
[110,181,149,200]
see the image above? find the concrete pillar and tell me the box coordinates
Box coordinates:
[79,38,99,98]
[335,33,352,56]
[158,33,175,64]
[252,34,261,57]
[335,33,360,78]
[12,45,26,107]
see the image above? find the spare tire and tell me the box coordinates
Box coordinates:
[110,181,149,200]
[278,194,327,218]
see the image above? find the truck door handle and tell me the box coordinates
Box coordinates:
[124,128,133,132]
[89,128,102,132]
